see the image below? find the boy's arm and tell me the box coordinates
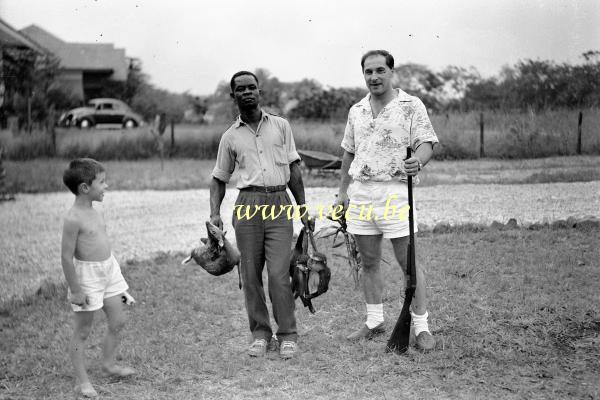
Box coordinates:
[61,216,86,305]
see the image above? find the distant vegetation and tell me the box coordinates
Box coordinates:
[3,48,599,129]
[2,50,599,161]
[2,107,599,162]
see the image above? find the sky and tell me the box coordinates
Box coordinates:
[2,0,599,95]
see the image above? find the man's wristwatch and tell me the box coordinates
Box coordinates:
[416,157,423,171]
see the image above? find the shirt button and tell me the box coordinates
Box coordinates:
[260,151,263,154]
[263,168,266,171]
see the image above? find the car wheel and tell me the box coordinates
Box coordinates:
[123,119,137,129]
[79,118,93,129]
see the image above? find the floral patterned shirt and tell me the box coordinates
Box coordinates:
[341,89,439,183]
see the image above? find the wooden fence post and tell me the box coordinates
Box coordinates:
[170,119,175,157]
[27,94,32,134]
[479,112,485,158]
[577,111,583,155]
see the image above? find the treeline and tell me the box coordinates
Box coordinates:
[4,48,599,128]
[462,51,600,111]
[203,51,600,123]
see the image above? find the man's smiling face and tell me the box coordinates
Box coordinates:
[362,55,394,96]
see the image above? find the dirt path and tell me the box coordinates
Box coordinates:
[1,182,599,303]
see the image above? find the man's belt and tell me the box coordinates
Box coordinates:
[240,185,287,193]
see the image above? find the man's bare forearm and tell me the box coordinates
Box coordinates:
[210,177,226,217]
[414,142,433,167]
[337,151,354,195]
[287,160,306,205]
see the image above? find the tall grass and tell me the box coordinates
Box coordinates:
[0,130,55,160]
[432,108,600,159]
[2,108,599,160]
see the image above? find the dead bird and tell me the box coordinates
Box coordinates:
[182,221,241,284]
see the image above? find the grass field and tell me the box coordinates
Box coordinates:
[1,228,598,399]
[4,155,600,193]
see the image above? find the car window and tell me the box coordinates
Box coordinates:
[101,103,114,110]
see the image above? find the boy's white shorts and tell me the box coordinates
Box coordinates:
[68,254,129,312]
[346,180,418,239]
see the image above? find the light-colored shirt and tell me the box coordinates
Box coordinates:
[341,88,439,183]
[212,111,301,188]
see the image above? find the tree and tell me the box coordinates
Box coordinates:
[1,47,77,129]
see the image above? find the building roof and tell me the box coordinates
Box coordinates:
[0,18,46,52]
[19,24,127,80]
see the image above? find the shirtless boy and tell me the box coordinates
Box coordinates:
[61,158,135,397]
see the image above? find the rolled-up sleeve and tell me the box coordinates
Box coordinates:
[283,120,301,163]
[212,134,235,183]
[411,99,439,150]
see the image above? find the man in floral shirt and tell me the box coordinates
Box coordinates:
[335,50,439,350]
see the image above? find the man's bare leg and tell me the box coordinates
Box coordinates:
[390,236,435,350]
[347,234,386,339]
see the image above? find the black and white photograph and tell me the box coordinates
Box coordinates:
[1,0,599,398]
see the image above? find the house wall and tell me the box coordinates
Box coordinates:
[58,70,84,103]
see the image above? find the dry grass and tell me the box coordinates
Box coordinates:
[2,108,599,162]
[4,155,600,194]
[431,108,600,159]
[1,228,598,399]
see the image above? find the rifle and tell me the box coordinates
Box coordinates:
[386,146,417,354]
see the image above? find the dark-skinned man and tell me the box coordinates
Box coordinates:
[210,71,310,359]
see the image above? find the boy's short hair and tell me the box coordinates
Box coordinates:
[63,158,105,195]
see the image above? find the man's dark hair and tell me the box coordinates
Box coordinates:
[361,50,395,70]
[230,71,259,92]
[63,158,105,195]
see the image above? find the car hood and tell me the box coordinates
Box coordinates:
[69,106,95,115]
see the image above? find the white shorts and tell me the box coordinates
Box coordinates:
[68,254,129,312]
[346,180,418,239]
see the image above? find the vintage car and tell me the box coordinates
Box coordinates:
[57,98,144,128]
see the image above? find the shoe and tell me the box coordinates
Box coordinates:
[279,341,298,359]
[101,364,136,378]
[75,382,98,398]
[346,323,385,341]
[415,331,435,351]
[248,338,268,357]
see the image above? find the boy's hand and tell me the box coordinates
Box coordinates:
[71,292,87,306]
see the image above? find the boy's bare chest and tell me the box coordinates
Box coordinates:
[78,214,108,240]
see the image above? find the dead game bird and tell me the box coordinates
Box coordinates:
[182,221,242,286]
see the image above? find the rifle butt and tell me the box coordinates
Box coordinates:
[385,288,414,354]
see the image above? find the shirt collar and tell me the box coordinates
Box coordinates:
[234,109,269,128]
[356,88,413,110]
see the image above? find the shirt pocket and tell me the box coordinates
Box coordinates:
[273,144,288,165]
